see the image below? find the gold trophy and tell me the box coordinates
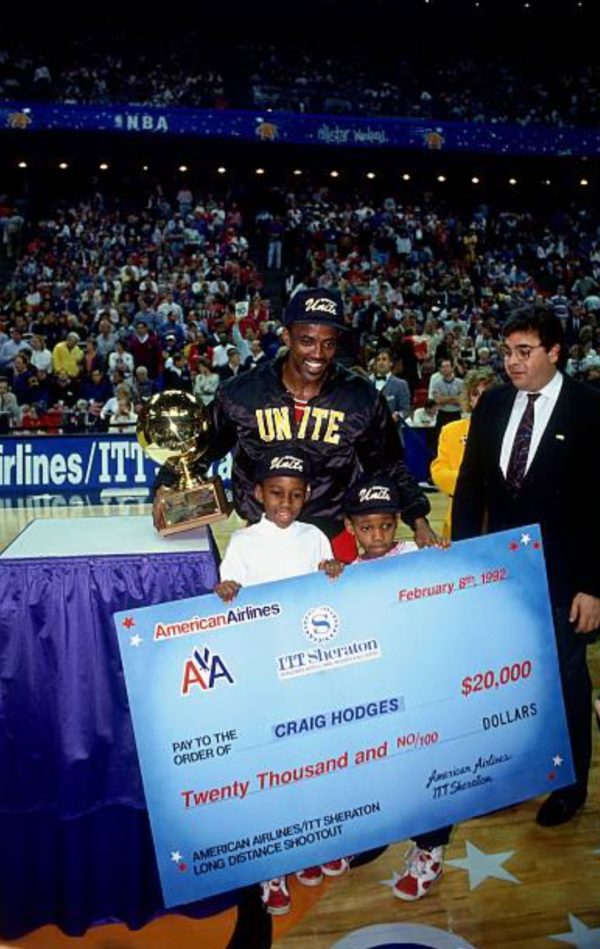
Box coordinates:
[137,391,230,536]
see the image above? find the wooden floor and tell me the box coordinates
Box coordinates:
[1,493,599,949]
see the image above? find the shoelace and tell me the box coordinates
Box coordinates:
[408,849,436,877]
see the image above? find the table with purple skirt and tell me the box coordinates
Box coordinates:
[0,515,268,944]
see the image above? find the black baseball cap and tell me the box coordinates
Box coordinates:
[344,474,401,515]
[282,288,346,330]
[255,448,313,483]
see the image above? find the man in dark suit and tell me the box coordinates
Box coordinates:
[218,346,248,383]
[453,306,600,826]
[369,349,411,438]
[563,303,586,347]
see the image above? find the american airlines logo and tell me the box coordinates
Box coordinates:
[269,455,304,472]
[359,486,391,503]
[304,297,338,316]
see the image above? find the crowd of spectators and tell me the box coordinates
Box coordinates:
[280,188,600,392]
[245,49,600,128]
[0,186,269,433]
[2,180,600,438]
[2,37,600,127]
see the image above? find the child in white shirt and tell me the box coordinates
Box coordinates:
[215,448,344,915]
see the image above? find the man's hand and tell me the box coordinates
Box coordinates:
[214,581,241,603]
[413,517,450,549]
[152,486,171,531]
[569,592,600,634]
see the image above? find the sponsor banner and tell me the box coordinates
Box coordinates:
[114,526,573,907]
[0,434,231,494]
[3,100,600,156]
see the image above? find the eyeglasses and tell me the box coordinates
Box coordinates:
[499,344,546,362]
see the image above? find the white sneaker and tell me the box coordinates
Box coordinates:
[260,877,291,915]
[295,865,323,887]
[392,844,443,901]
[322,857,352,877]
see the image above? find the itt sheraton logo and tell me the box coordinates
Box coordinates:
[302,605,339,644]
[277,605,380,680]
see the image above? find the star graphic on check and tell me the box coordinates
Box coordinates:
[130,634,143,647]
[548,913,600,947]
[171,851,182,863]
[122,617,135,629]
[446,840,521,890]
[520,532,531,546]
[553,754,564,767]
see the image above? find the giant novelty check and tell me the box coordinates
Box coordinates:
[115,525,573,907]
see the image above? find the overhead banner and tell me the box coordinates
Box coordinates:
[2,100,600,156]
[115,526,573,907]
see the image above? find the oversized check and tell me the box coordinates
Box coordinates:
[114,525,573,907]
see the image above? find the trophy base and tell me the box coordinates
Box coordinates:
[159,478,230,536]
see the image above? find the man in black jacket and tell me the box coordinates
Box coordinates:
[453,306,600,826]
[154,289,438,552]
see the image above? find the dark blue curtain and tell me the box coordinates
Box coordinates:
[0,550,241,938]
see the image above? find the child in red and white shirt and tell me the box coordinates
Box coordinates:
[342,474,450,902]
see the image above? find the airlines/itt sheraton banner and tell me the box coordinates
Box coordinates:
[0,434,231,493]
[114,526,573,907]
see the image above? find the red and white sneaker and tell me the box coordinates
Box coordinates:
[295,865,323,887]
[260,877,291,915]
[321,857,351,877]
[392,845,444,901]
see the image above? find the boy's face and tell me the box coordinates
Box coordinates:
[254,475,309,529]
[345,512,398,559]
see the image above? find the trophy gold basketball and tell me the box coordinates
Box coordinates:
[137,391,229,535]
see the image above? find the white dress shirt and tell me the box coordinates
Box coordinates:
[372,372,390,393]
[500,371,563,477]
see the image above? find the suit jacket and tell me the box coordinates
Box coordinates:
[452,374,600,606]
[371,374,411,422]
[564,315,584,347]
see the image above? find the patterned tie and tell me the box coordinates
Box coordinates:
[506,393,540,491]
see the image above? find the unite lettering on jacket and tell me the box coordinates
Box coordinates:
[255,406,345,444]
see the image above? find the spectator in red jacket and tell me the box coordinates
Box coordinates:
[129,320,163,379]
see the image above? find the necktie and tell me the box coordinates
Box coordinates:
[506,393,540,491]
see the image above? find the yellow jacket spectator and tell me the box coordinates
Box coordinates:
[52,333,84,378]
[431,368,497,538]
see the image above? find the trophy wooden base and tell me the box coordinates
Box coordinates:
[158,477,230,536]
